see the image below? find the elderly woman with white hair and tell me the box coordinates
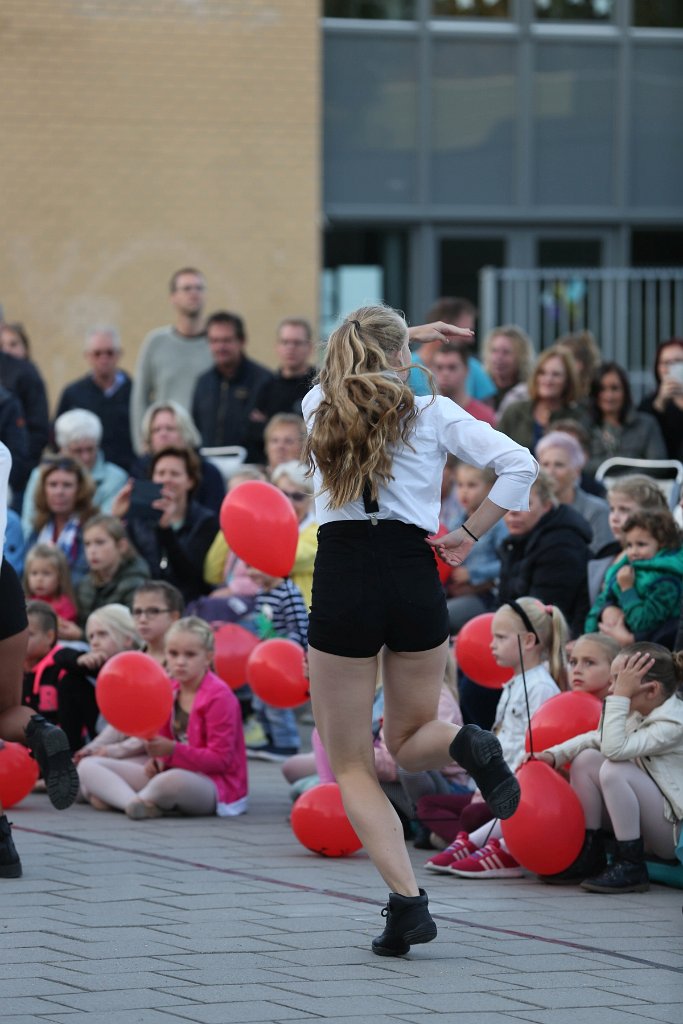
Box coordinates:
[133,400,225,514]
[21,409,128,538]
[535,430,613,556]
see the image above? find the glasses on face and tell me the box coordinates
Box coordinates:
[281,490,309,502]
[132,607,171,619]
[174,284,205,292]
[90,349,116,358]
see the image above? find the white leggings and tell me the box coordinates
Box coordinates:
[569,749,675,859]
[77,757,217,816]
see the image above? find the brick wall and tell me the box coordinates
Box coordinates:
[0,0,320,410]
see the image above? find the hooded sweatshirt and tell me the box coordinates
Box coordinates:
[585,546,683,635]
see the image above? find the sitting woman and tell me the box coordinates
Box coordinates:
[536,431,613,556]
[497,345,589,453]
[25,455,98,585]
[586,362,667,476]
[113,446,219,604]
[77,616,248,819]
[21,409,127,536]
[134,400,226,515]
[638,338,683,461]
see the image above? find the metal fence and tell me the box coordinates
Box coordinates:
[479,266,683,400]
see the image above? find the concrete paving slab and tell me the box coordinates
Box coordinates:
[5,761,682,1024]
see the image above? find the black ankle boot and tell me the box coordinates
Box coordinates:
[25,715,79,810]
[539,829,607,885]
[372,888,437,957]
[581,837,650,894]
[449,725,520,820]
[0,815,22,879]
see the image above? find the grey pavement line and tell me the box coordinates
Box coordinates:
[16,823,683,977]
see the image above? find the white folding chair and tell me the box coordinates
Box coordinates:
[199,445,248,483]
[594,457,683,509]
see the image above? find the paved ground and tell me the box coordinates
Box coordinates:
[4,759,683,1024]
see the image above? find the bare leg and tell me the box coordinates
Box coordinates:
[309,645,419,896]
[381,642,455,771]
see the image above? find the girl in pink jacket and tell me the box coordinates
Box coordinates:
[77,616,248,819]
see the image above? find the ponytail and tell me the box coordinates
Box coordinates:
[514,597,569,690]
[304,305,420,509]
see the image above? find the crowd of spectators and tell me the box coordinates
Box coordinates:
[2,277,681,890]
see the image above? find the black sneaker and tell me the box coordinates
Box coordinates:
[24,715,79,810]
[0,815,22,878]
[449,725,520,820]
[372,888,437,957]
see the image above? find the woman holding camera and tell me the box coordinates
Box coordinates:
[112,447,218,604]
[638,339,683,462]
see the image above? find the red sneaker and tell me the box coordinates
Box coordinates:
[424,831,477,874]
[448,838,523,879]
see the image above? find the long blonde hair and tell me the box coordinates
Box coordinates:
[305,305,419,507]
[511,597,569,691]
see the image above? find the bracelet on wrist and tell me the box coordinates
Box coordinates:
[462,523,479,542]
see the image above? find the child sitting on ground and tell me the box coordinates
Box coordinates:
[22,601,88,722]
[535,642,683,893]
[131,581,184,667]
[585,510,683,645]
[423,597,567,876]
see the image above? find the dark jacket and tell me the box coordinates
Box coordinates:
[638,392,683,461]
[192,357,274,463]
[0,385,30,491]
[55,372,135,472]
[131,453,225,516]
[586,408,667,475]
[126,500,219,604]
[497,399,590,453]
[0,352,49,472]
[497,503,592,637]
[254,368,316,420]
[76,554,151,625]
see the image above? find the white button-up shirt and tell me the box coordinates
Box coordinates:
[302,387,539,535]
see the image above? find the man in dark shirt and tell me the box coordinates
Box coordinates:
[54,326,135,471]
[191,311,273,464]
[253,317,316,421]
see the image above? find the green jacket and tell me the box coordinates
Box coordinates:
[585,547,683,634]
[76,555,150,626]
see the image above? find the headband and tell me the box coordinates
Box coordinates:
[506,600,540,645]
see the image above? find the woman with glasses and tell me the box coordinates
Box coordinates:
[25,455,98,585]
[271,460,316,608]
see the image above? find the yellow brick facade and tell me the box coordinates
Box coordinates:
[0,0,320,409]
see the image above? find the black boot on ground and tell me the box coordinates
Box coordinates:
[539,829,607,885]
[372,888,437,957]
[0,815,22,878]
[581,837,650,894]
[25,715,79,810]
[449,725,520,820]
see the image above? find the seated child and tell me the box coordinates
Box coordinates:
[131,580,184,666]
[77,616,248,819]
[585,510,683,645]
[22,600,88,721]
[535,642,683,893]
[77,514,150,625]
[423,597,567,876]
[23,542,80,640]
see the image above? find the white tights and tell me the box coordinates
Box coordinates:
[77,757,217,816]
[569,748,675,859]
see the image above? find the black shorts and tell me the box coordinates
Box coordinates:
[0,558,28,641]
[308,520,450,659]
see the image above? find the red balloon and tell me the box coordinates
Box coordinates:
[525,690,602,754]
[455,612,514,689]
[214,624,260,690]
[220,481,299,578]
[96,651,174,739]
[291,782,362,857]
[428,524,453,585]
[501,760,585,875]
[246,639,309,709]
[0,742,39,809]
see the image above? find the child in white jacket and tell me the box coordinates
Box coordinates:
[537,641,683,893]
